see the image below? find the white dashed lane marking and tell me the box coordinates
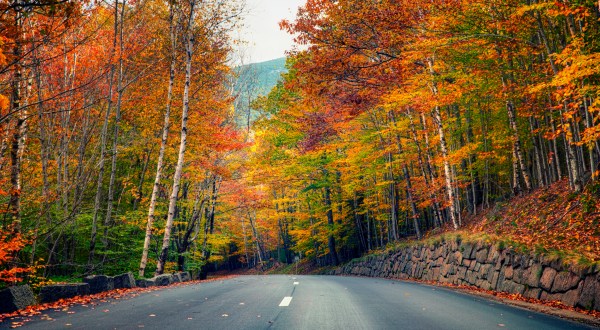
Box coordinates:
[279,297,293,307]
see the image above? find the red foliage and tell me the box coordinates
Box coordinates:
[0,226,33,286]
[469,179,600,262]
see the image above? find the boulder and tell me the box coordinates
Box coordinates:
[524,264,543,287]
[113,272,136,289]
[498,280,525,295]
[561,284,583,307]
[171,273,182,283]
[577,274,600,310]
[551,271,580,293]
[180,272,191,282]
[523,288,542,299]
[83,275,114,294]
[0,285,36,313]
[39,283,90,303]
[136,278,156,288]
[490,270,500,290]
[461,243,475,259]
[152,274,172,286]
[540,267,557,291]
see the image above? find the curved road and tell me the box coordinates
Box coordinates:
[1,275,595,329]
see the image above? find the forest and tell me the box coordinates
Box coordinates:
[1,0,600,288]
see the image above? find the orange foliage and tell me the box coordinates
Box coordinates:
[470,179,600,262]
[0,226,33,286]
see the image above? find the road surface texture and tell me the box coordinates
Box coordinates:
[1,275,595,329]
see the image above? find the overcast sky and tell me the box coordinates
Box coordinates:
[234,0,306,64]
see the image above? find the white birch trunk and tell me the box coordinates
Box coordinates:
[155,0,196,275]
[139,2,178,278]
[427,58,458,230]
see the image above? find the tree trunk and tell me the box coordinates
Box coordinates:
[506,100,532,192]
[139,1,177,278]
[156,0,196,275]
[426,58,457,228]
[8,8,24,230]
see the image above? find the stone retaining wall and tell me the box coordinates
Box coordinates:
[0,271,193,314]
[332,238,600,311]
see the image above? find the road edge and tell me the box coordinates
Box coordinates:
[339,274,600,328]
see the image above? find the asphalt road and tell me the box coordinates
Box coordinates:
[1,275,596,330]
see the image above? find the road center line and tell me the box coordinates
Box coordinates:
[279,296,293,307]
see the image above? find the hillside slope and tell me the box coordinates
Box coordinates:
[466,179,600,263]
[232,57,287,127]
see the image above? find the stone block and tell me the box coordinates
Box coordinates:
[577,274,600,310]
[479,264,492,280]
[540,290,560,302]
[113,272,136,289]
[524,288,542,299]
[180,272,191,282]
[513,268,525,284]
[466,270,477,285]
[551,271,581,293]
[524,264,543,287]
[450,239,459,252]
[501,250,513,266]
[541,255,563,271]
[486,245,499,263]
[490,271,500,290]
[498,280,525,295]
[469,260,477,270]
[435,256,444,267]
[135,278,156,288]
[152,274,172,286]
[39,283,90,303]
[504,266,514,280]
[494,256,504,271]
[561,283,583,307]
[540,267,557,291]
[83,275,114,294]
[456,266,467,279]
[0,285,36,313]
[569,263,596,277]
[475,248,489,263]
[461,243,475,259]
[441,264,451,277]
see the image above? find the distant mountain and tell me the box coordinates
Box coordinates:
[236,57,287,96]
[232,57,287,129]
